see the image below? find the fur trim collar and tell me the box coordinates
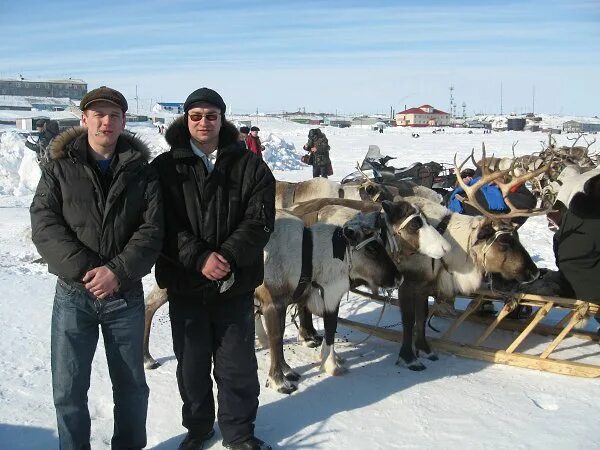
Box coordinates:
[48,126,152,162]
[164,115,240,150]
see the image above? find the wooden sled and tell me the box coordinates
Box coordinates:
[341,288,600,378]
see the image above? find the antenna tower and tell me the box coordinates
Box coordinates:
[462,102,466,118]
[449,86,455,118]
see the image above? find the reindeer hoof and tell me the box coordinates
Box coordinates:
[144,359,161,370]
[266,378,297,394]
[284,370,301,382]
[396,357,426,371]
[416,350,439,361]
[301,335,323,348]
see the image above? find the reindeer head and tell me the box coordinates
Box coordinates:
[342,215,402,292]
[381,200,450,260]
[454,144,548,283]
[470,218,539,283]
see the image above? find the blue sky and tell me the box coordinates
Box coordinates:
[1,0,599,116]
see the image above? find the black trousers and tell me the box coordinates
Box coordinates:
[169,292,259,445]
[312,164,329,178]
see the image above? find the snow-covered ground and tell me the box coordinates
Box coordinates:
[1,119,599,449]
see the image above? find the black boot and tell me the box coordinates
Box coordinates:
[224,436,272,450]
[178,429,215,450]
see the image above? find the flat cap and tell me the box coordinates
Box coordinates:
[80,86,128,112]
[184,87,226,114]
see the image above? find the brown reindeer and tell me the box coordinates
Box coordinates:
[390,150,550,370]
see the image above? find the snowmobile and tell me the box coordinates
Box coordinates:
[341,145,457,195]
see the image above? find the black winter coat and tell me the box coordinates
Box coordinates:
[553,175,600,302]
[30,128,164,290]
[151,117,276,301]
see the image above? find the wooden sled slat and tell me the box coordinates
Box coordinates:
[540,304,589,359]
[339,317,600,378]
[506,302,554,353]
[441,297,483,339]
[473,301,517,346]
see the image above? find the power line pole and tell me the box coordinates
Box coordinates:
[500,82,503,115]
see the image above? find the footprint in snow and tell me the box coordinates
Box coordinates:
[528,394,559,411]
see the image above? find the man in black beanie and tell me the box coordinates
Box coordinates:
[151,87,275,450]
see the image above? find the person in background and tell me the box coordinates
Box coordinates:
[25,118,59,164]
[303,128,331,178]
[245,126,265,158]
[239,126,250,148]
[152,87,275,450]
[460,168,475,184]
[30,86,164,450]
[447,168,536,227]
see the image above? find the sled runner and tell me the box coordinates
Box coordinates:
[340,288,600,378]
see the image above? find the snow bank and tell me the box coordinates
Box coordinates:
[261,132,303,171]
[0,131,41,197]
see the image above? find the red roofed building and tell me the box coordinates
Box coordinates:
[395,104,451,127]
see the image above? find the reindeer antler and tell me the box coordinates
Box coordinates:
[454,144,551,220]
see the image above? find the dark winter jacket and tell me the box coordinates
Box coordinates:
[30,127,164,290]
[304,131,330,167]
[151,116,276,301]
[553,174,600,302]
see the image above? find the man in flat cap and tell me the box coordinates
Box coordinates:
[152,87,275,450]
[30,86,164,450]
[245,126,265,158]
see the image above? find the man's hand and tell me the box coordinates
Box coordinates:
[201,252,230,280]
[83,266,120,299]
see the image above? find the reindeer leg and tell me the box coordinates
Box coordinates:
[254,310,269,349]
[320,306,346,376]
[415,295,438,361]
[396,288,426,371]
[298,304,323,348]
[263,300,297,394]
[143,286,168,370]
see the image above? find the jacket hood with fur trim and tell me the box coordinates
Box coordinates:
[48,126,152,162]
[164,115,240,150]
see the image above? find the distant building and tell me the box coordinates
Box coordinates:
[10,110,80,130]
[323,117,352,128]
[395,104,451,127]
[562,120,600,133]
[0,78,87,99]
[465,121,491,129]
[288,114,322,125]
[152,102,184,114]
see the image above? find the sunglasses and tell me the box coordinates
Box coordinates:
[188,112,220,122]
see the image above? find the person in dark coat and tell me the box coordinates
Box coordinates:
[553,170,600,305]
[29,86,164,450]
[25,118,59,163]
[303,128,331,178]
[245,126,264,158]
[151,87,275,450]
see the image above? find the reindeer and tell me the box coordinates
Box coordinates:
[275,176,442,209]
[257,200,451,394]
[283,198,452,348]
[390,149,550,370]
[255,211,402,394]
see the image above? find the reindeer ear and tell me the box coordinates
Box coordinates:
[381,200,393,216]
[476,222,494,241]
[366,184,378,196]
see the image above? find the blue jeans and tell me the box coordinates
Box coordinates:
[51,279,148,450]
